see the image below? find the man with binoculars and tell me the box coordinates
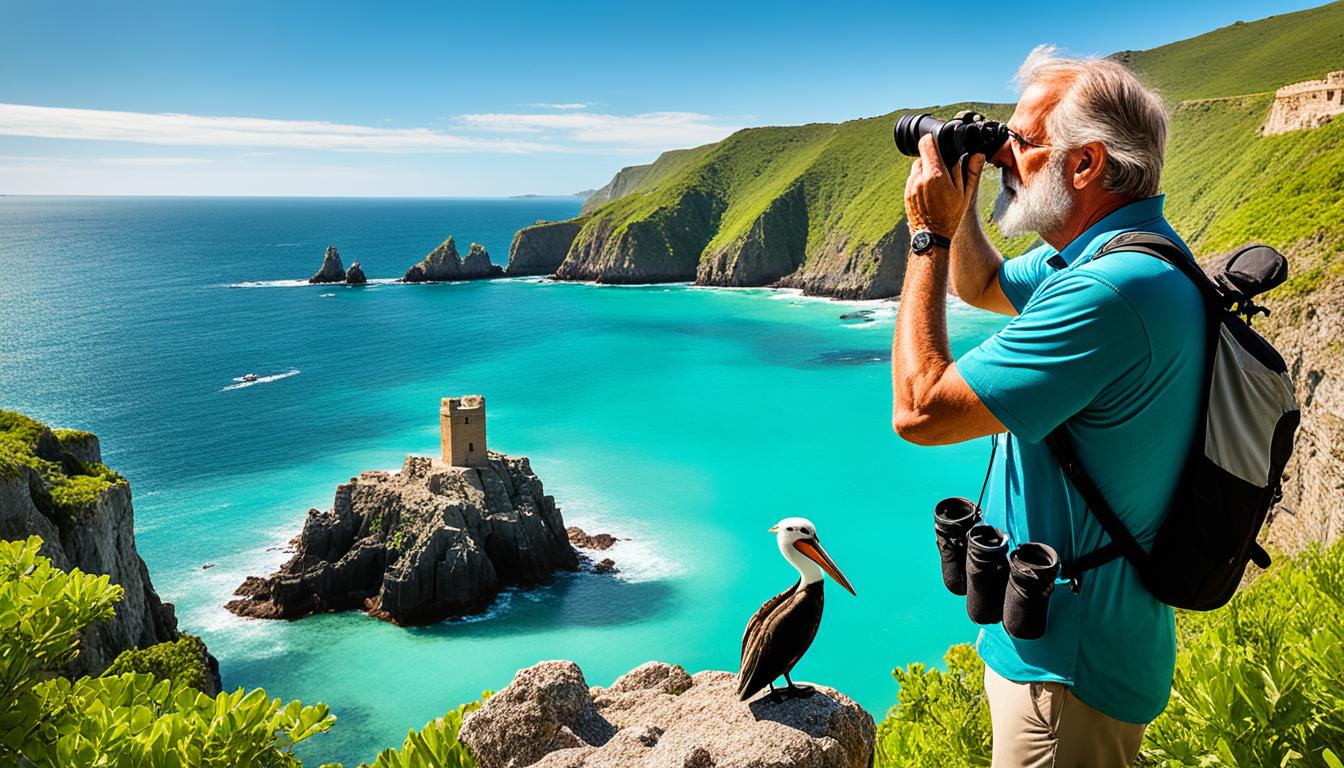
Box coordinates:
[891,46,1203,767]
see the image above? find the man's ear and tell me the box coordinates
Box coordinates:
[1071,142,1108,191]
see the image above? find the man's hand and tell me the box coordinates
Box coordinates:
[904,134,985,239]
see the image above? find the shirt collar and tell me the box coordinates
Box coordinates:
[1052,194,1167,269]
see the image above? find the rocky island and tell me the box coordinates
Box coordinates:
[403,236,504,282]
[308,245,347,283]
[226,396,613,625]
[459,660,875,768]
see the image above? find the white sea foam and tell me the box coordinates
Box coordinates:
[226,277,401,288]
[221,369,300,391]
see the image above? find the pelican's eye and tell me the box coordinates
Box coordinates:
[801,528,811,536]
[786,527,794,532]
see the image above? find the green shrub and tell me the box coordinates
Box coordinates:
[875,643,991,768]
[0,535,335,767]
[360,693,489,768]
[876,540,1344,767]
[106,633,215,693]
[0,411,125,519]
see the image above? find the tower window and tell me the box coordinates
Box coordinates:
[469,442,474,452]
[465,416,470,424]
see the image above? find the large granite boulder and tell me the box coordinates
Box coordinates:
[345,260,367,285]
[0,412,221,691]
[459,660,875,768]
[226,452,580,626]
[309,245,346,283]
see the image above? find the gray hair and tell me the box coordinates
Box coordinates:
[1016,45,1168,199]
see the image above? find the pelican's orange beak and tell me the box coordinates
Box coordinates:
[793,537,857,596]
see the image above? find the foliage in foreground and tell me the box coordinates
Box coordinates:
[876,539,1344,767]
[0,535,335,767]
[105,632,216,693]
[359,694,488,768]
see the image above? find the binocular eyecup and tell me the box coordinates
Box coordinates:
[932,497,1062,640]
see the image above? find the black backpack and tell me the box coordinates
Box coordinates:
[1048,233,1300,611]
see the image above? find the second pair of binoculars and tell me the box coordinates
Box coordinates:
[934,497,1060,640]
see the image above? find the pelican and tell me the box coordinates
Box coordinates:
[737,516,856,702]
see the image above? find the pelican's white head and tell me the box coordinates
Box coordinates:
[768,517,856,595]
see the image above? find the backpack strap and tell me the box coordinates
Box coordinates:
[1047,232,1207,585]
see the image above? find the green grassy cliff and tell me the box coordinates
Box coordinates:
[510,1,1344,299]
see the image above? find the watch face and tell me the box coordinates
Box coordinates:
[913,231,931,251]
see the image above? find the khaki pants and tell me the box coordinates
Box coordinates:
[984,665,1147,768]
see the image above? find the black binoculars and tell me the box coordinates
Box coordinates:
[933,497,1060,640]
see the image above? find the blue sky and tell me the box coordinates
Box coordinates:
[0,0,1326,196]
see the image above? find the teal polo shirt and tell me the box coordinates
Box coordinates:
[956,195,1205,724]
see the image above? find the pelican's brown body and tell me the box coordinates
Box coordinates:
[737,579,825,701]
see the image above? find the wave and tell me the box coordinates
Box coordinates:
[221,369,300,391]
[225,278,401,288]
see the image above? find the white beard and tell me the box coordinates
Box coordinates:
[991,151,1075,238]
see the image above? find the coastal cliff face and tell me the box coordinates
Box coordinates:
[459,660,875,768]
[538,113,1000,298]
[0,413,218,688]
[558,187,725,284]
[1262,265,1344,553]
[506,219,586,276]
[226,452,579,626]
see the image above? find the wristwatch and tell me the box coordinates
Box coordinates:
[911,230,952,254]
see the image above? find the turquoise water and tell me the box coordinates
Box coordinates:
[0,196,1007,765]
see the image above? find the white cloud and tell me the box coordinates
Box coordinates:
[456,110,742,148]
[98,156,208,166]
[532,102,589,110]
[0,103,559,153]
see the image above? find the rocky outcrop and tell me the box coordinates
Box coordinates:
[0,413,221,690]
[773,226,909,300]
[226,451,579,626]
[567,527,617,551]
[1261,71,1344,135]
[1260,245,1344,552]
[507,219,586,276]
[309,245,346,284]
[463,243,497,274]
[345,260,367,285]
[404,237,463,282]
[404,236,503,282]
[459,660,875,768]
[697,184,809,287]
[557,188,724,284]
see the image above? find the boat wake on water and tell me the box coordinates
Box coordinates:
[221,369,300,391]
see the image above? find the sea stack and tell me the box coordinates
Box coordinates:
[225,396,583,625]
[345,260,367,285]
[462,242,499,276]
[403,236,504,282]
[308,245,346,284]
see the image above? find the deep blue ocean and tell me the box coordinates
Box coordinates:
[0,196,1007,765]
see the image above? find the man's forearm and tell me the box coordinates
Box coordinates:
[891,247,952,424]
[949,204,1004,308]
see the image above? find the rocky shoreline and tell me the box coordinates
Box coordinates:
[227,452,618,626]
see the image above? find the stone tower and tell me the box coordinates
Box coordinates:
[440,395,488,467]
[1261,71,1344,135]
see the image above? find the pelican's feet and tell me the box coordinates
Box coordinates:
[766,683,815,702]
